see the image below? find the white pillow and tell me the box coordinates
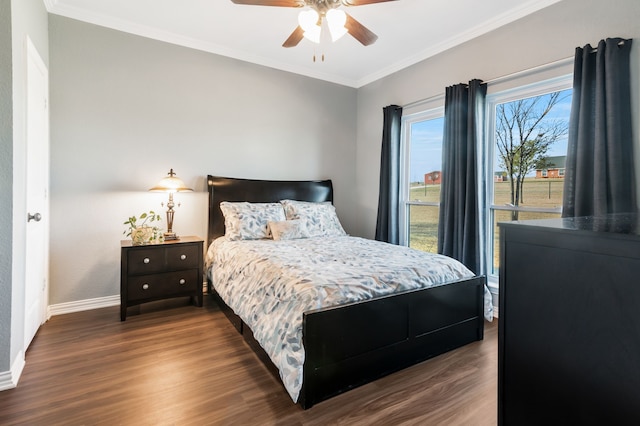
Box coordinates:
[268,219,311,241]
[280,199,347,237]
[219,201,286,241]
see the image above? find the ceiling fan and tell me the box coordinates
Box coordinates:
[231,0,398,48]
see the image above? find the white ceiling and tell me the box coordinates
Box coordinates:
[44,0,561,88]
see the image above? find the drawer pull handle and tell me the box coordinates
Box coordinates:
[180,254,187,260]
[142,283,149,290]
[179,279,186,285]
[143,258,150,264]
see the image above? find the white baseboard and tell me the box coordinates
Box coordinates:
[0,351,25,391]
[48,295,120,316]
[48,281,208,317]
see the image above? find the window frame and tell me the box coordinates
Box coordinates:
[399,107,444,247]
[484,74,573,288]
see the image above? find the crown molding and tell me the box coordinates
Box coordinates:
[42,0,57,12]
[357,0,562,87]
[45,1,358,87]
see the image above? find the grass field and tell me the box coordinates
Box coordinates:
[408,178,564,271]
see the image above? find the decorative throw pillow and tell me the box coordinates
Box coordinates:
[219,201,286,241]
[280,199,347,237]
[268,219,311,241]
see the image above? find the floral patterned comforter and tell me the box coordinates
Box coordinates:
[206,235,493,402]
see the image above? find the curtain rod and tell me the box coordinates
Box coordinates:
[483,55,573,85]
[402,93,444,111]
[402,55,574,110]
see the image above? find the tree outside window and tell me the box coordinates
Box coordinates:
[495,91,570,220]
[489,85,572,275]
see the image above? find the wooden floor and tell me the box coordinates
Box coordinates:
[0,296,498,425]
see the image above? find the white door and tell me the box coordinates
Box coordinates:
[24,37,49,350]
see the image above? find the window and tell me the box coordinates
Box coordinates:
[399,74,573,288]
[486,76,573,282]
[400,108,444,253]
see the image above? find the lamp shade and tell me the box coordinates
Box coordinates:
[149,169,193,193]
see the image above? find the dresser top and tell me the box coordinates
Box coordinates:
[499,212,640,236]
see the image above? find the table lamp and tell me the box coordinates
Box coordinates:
[149,169,193,240]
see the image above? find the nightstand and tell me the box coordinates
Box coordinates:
[120,236,204,321]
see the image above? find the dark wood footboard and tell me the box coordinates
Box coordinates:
[209,275,485,409]
[299,275,485,408]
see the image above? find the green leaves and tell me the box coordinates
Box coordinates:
[123,210,162,236]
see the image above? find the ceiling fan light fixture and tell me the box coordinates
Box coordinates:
[326,9,348,42]
[298,9,321,43]
[302,26,321,43]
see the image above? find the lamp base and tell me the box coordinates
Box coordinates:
[163,232,179,241]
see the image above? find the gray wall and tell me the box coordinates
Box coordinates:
[354,0,640,239]
[0,0,14,373]
[48,15,358,305]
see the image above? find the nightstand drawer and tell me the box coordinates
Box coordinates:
[127,269,200,301]
[127,248,166,275]
[166,244,199,270]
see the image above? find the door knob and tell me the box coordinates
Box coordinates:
[27,212,42,222]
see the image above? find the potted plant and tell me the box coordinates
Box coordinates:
[123,211,162,245]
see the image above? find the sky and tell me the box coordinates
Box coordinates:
[408,88,573,183]
[408,117,444,183]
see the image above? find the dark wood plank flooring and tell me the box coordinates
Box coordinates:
[0,296,497,425]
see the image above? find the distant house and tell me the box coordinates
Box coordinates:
[536,155,566,178]
[495,171,507,182]
[424,171,442,185]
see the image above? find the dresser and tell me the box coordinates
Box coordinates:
[498,214,640,425]
[120,236,204,321]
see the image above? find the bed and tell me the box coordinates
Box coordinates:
[206,175,491,409]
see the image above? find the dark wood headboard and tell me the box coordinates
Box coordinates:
[207,175,334,246]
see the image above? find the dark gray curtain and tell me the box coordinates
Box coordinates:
[562,38,636,217]
[438,80,486,274]
[375,105,403,244]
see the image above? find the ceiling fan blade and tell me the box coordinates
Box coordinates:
[282,26,305,48]
[345,13,378,46]
[231,0,303,7]
[342,0,399,5]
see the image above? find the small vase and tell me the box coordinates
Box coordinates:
[131,227,155,245]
